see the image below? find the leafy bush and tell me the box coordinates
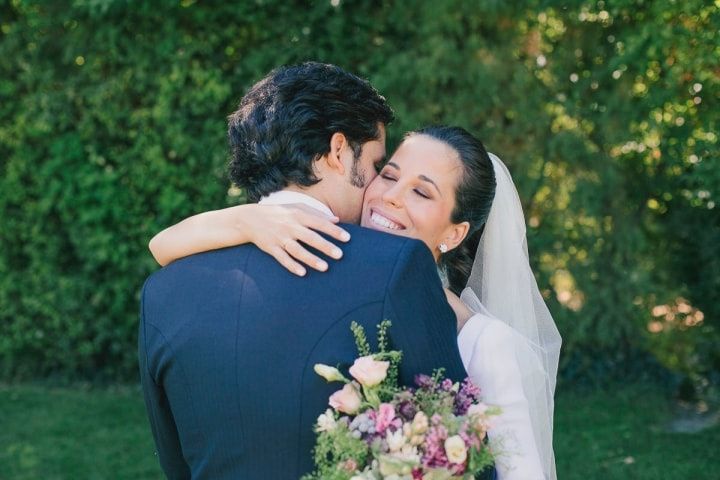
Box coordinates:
[0,1,717,386]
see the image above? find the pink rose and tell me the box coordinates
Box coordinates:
[349,355,390,387]
[467,403,489,417]
[329,383,362,414]
[375,403,396,434]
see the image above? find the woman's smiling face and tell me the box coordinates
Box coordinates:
[360,134,469,259]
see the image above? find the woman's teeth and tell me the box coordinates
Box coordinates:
[371,211,404,230]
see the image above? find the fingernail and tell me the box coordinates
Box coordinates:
[332,248,343,259]
[341,232,351,241]
[317,261,328,271]
[296,267,306,276]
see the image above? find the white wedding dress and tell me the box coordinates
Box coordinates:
[457,301,545,480]
[448,153,561,480]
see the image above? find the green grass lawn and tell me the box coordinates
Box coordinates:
[1,382,717,479]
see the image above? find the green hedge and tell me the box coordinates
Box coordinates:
[1,1,718,388]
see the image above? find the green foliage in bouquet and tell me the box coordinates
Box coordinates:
[412,369,457,418]
[352,320,403,404]
[308,417,370,480]
[304,321,402,480]
[304,322,498,480]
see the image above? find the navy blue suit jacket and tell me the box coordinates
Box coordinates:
[139,224,469,479]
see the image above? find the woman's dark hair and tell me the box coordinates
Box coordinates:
[407,126,496,295]
[228,62,394,202]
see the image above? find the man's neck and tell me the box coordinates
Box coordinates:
[283,185,330,209]
[260,187,336,218]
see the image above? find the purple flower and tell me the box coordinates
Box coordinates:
[414,374,433,389]
[454,378,482,415]
[460,378,482,400]
[398,399,417,420]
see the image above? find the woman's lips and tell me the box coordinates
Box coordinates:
[369,208,406,230]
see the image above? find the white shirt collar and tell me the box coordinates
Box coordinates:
[258,190,335,218]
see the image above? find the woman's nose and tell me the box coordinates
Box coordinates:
[382,184,403,208]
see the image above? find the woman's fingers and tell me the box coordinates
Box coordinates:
[283,239,328,272]
[295,227,344,260]
[301,213,351,243]
[256,204,349,274]
[269,245,307,277]
[288,204,350,243]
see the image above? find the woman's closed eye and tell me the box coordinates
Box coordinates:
[381,172,431,198]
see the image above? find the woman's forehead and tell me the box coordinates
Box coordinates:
[392,136,463,181]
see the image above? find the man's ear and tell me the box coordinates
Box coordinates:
[443,221,471,252]
[324,132,348,175]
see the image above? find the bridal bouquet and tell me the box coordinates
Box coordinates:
[302,321,498,480]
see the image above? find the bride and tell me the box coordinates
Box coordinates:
[149,126,562,480]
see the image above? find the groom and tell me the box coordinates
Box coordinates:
[139,62,468,479]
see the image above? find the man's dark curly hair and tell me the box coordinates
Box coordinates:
[227,62,395,202]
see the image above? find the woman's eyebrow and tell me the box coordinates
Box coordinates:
[418,174,442,197]
[386,162,442,197]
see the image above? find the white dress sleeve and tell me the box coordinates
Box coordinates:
[457,313,545,480]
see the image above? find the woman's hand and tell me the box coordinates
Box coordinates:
[148,203,350,275]
[241,203,351,276]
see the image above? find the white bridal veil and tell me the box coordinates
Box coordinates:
[461,153,562,480]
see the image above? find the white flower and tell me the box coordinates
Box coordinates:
[314,363,346,383]
[315,409,337,432]
[411,411,429,434]
[400,444,419,457]
[444,435,468,464]
[386,429,406,452]
[467,403,492,430]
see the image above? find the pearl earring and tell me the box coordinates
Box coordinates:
[439,243,448,253]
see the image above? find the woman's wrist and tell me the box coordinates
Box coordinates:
[209,204,256,246]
